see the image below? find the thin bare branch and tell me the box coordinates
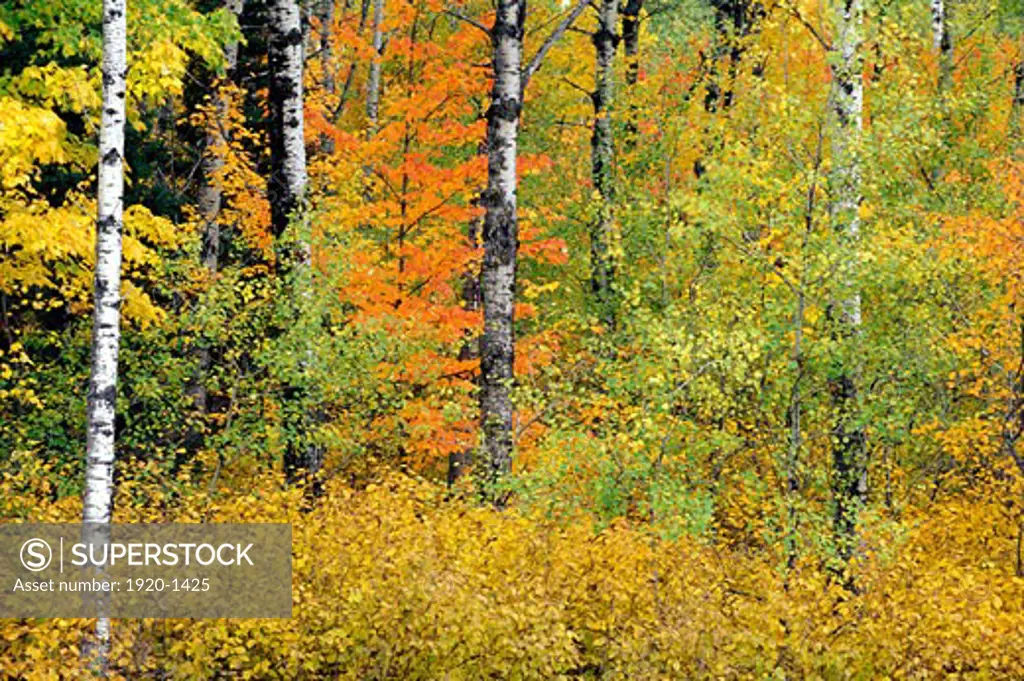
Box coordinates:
[521,0,593,95]
[445,8,491,36]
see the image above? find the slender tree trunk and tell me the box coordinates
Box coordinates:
[590,0,618,327]
[268,0,309,237]
[198,0,245,275]
[449,136,488,487]
[621,0,643,87]
[621,0,643,147]
[478,0,525,502]
[361,0,384,201]
[268,0,321,484]
[82,0,127,666]
[828,0,867,574]
[931,0,953,95]
[930,0,953,183]
[366,0,385,138]
[319,0,336,153]
[189,0,245,447]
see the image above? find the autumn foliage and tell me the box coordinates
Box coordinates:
[3,0,1024,675]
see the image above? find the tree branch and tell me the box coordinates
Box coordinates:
[445,8,491,36]
[521,0,593,95]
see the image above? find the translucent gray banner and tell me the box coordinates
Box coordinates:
[0,524,291,618]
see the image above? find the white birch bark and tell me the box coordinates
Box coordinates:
[268,0,322,483]
[590,0,618,326]
[268,0,308,236]
[365,0,385,137]
[931,0,953,93]
[82,0,127,665]
[828,0,867,569]
[478,0,524,500]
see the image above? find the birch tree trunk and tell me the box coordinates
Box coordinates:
[189,0,245,437]
[268,0,309,238]
[828,0,867,572]
[268,0,321,484]
[82,0,127,666]
[590,0,618,327]
[621,0,643,147]
[621,0,643,88]
[931,0,953,95]
[365,0,385,137]
[478,0,525,501]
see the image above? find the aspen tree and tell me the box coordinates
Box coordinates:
[82,0,127,665]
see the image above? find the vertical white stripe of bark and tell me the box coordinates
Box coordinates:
[590,0,617,324]
[479,0,524,494]
[365,0,384,137]
[269,0,323,482]
[830,0,863,330]
[268,0,308,237]
[931,0,953,93]
[83,0,126,664]
[828,0,866,566]
[85,0,126,538]
[931,0,945,51]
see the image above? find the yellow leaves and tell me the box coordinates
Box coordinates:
[129,40,189,111]
[0,198,180,329]
[0,97,68,190]
[4,467,1023,678]
[7,63,102,116]
[522,280,560,300]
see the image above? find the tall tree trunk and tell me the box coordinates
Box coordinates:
[621,0,643,147]
[828,0,867,573]
[268,0,321,484]
[590,0,618,327]
[82,0,127,667]
[268,0,309,237]
[189,0,245,449]
[449,136,488,488]
[366,0,385,137]
[478,0,525,502]
[930,0,953,184]
[319,0,336,153]
[931,0,953,95]
[361,0,384,200]
[621,0,643,87]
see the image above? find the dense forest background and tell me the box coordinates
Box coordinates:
[2,0,1024,674]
